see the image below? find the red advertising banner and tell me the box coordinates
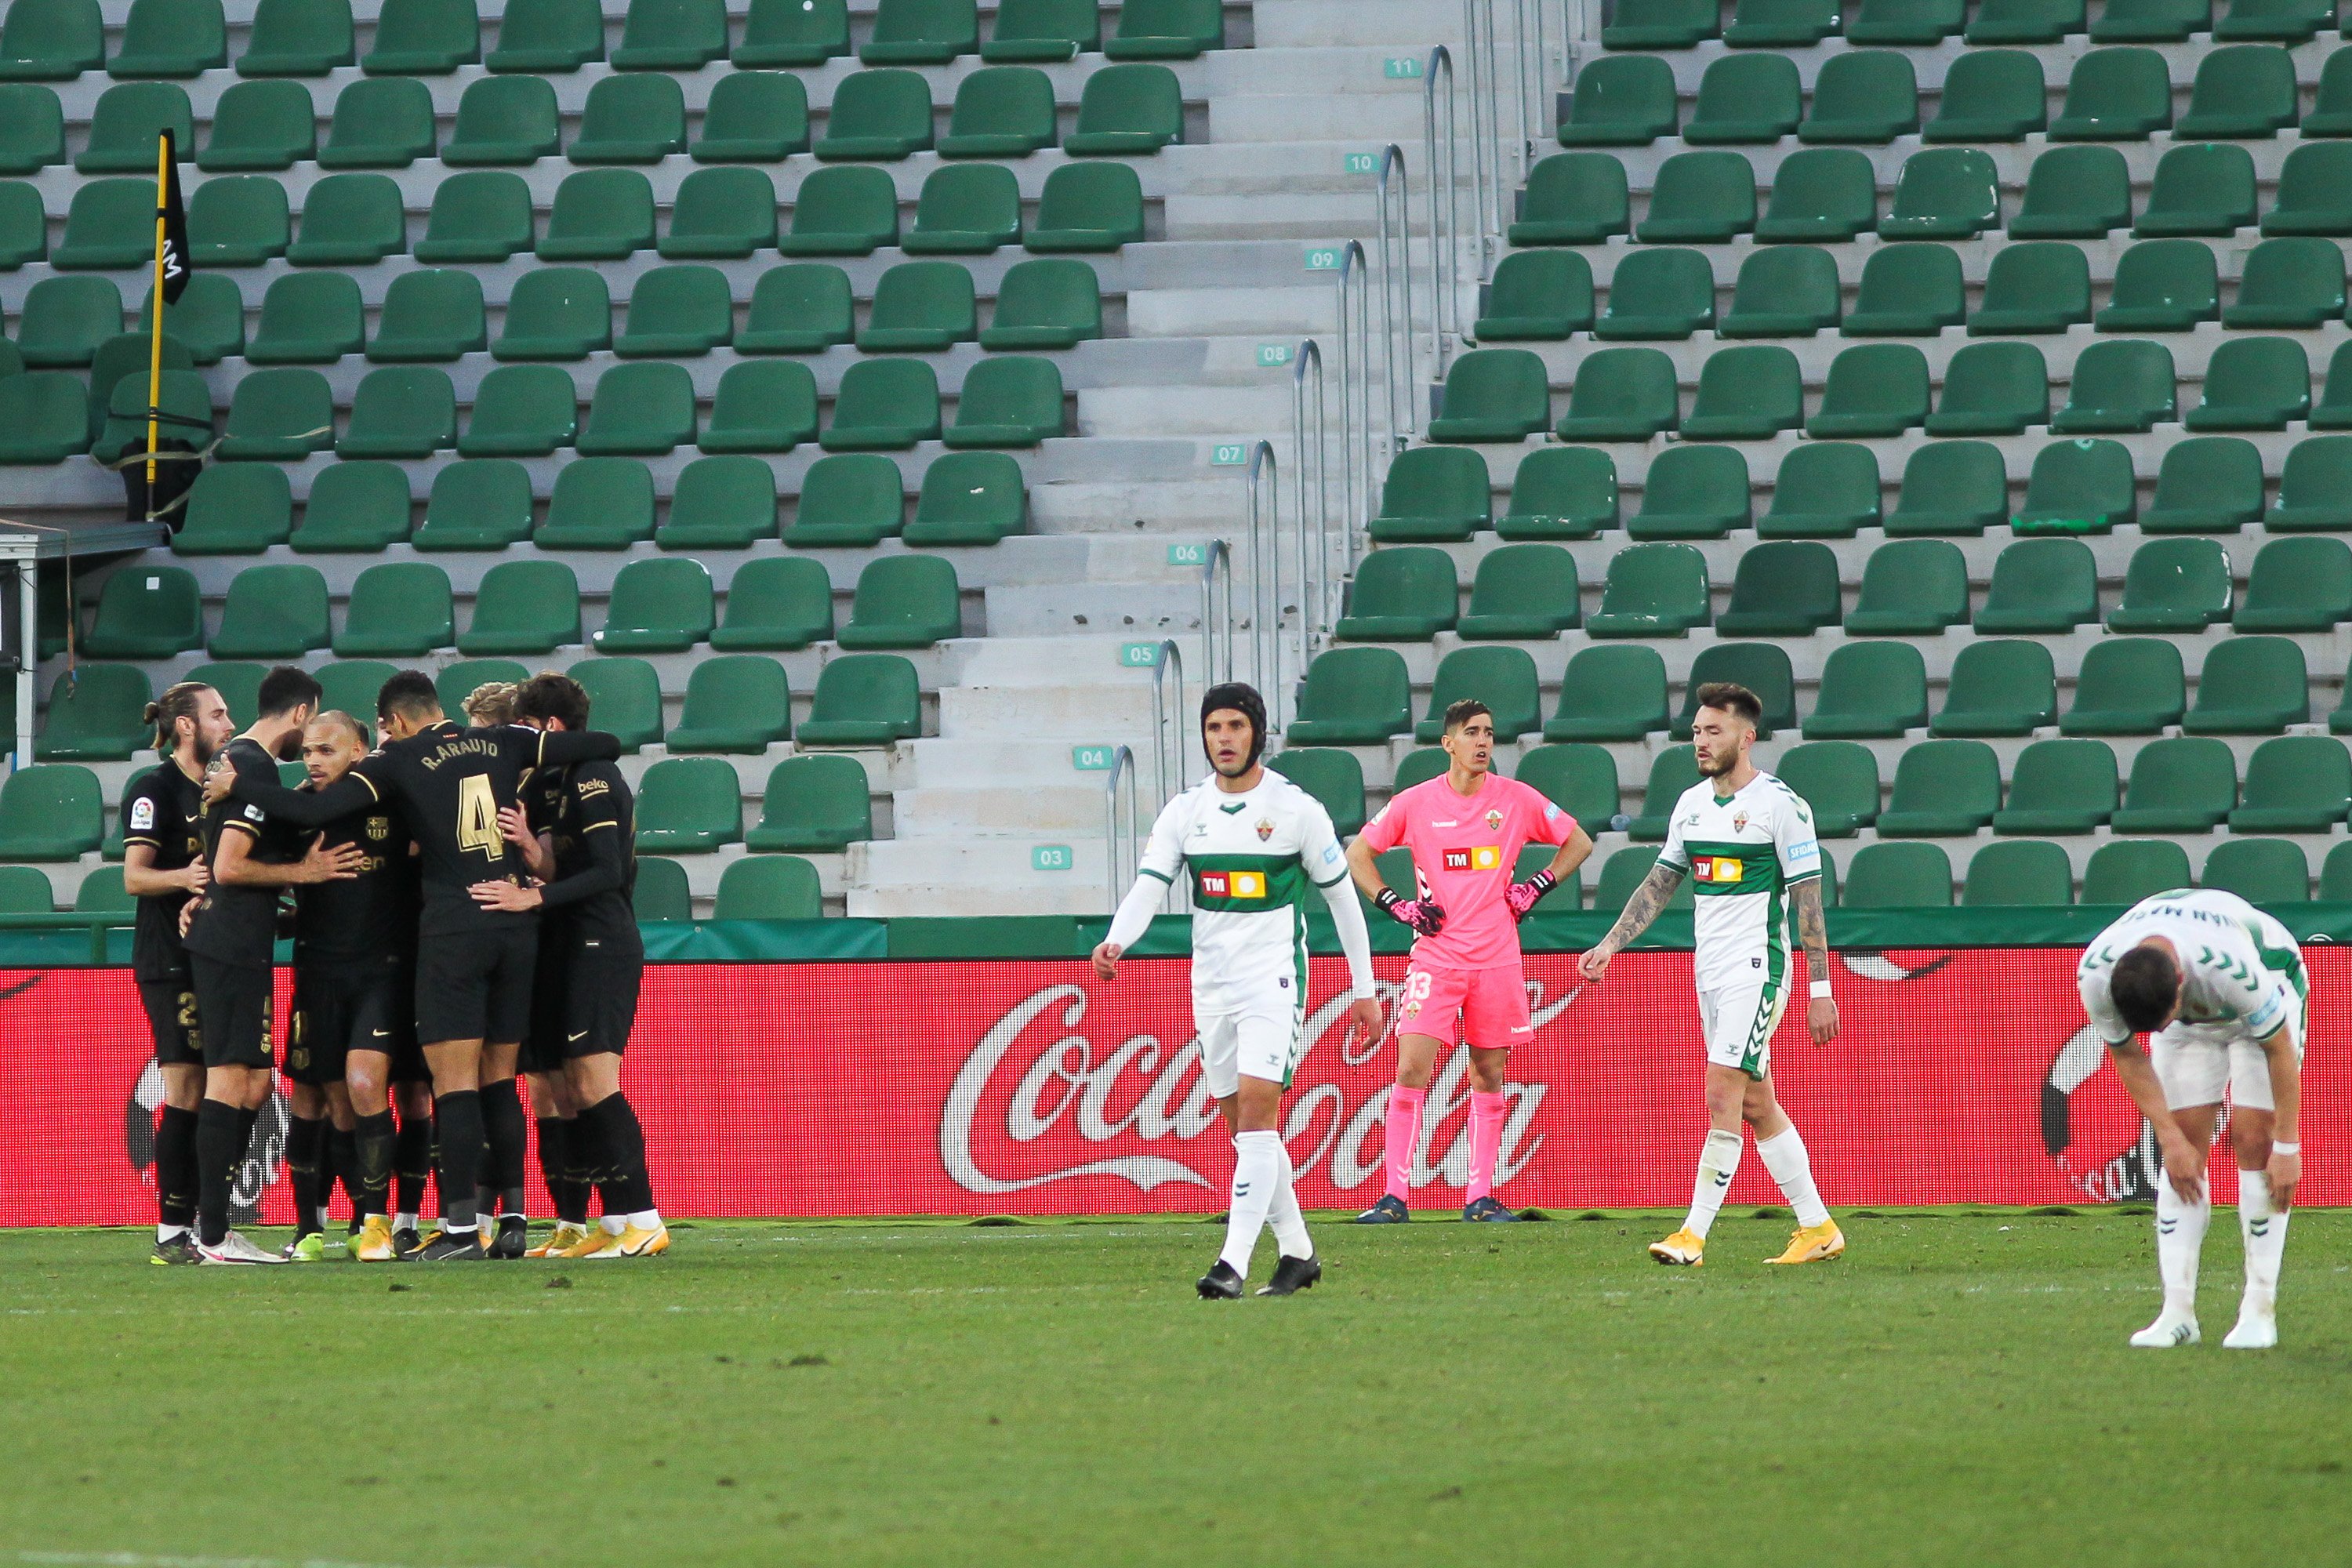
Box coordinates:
[2,949,2342,1226]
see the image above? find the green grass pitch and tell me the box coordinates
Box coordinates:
[4,1210,2349,1568]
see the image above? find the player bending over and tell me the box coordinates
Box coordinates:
[1345,699,1589,1223]
[1094,683,1382,1298]
[2078,887,2305,1349]
[1581,683,1843,1268]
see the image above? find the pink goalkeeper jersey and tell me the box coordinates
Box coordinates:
[1357,772,1577,970]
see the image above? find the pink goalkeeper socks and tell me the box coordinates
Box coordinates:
[1467,1091,1508,1204]
[1384,1085,1426,1202]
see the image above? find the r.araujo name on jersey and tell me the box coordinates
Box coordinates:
[1134,772,1349,1015]
[1657,772,1822,996]
[2078,887,2306,1047]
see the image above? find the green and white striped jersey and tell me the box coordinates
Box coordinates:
[2078,887,2305,1047]
[1657,771,1822,995]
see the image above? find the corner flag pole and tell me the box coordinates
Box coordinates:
[144,131,169,520]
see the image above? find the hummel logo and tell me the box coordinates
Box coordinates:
[1711,1172,1731,1188]
[2159,1218,2178,1234]
[2250,1219,2271,1237]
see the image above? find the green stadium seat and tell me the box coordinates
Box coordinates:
[666,655,792,751]
[978,257,1099,349]
[2185,635,2310,732]
[982,0,1095,60]
[2321,842,2352,899]
[536,167,655,260]
[247,271,365,364]
[819,358,941,450]
[2304,45,2352,135]
[0,765,103,859]
[713,556,836,650]
[457,559,580,655]
[579,361,695,456]
[1760,443,1881,539]
[1806,343,1929,438]
[1671,643,1795,738]
[333,561,453,655]
[815,67,932,161]
[781,452,899,546]
[1875,741,2001,837]
[1849,0,1965,39]
[1684,53,1800,144]
[660,166,779,259]
[198,79,315,170]
[185,176,289,265]
[1592,847,1696,913]
[288,460,410,551]
[858,260,977,350]
[737,263,854,354]
[2137,143,2259,237]
[1626,746,1700,841]
[1970,242,2092,334]
[2107,539,2231,631]
[571,656,663,752]
[1585,542,1711,637]
[691,69,809,162]
[700,360,820,454]
[1498,446,1617,539]
[659,454,782,549]
[2202,839,2308,904]
[1719,245,1840,338]
[614,264,733,358]
[441,73,557,165]
[1283,647,1411,746]
[1974,539,2098,633]
[208,562,329,659]
[2223,237,2345,328]
[2143,436,2263,532]
[0,371,90,461]
[1104,0,1220,56]
[337,365,456,458]
[0,0,100,78]
[2216,0,2333,38]
[485,0,601,71]
[535,456,654,548]
[361,0,477,71]
[2015,437,2137,532]
[1510,152,1632,245]
[935,65,1054,161]
[314,658,397,720]
[1843,538,1969,634]
[633,757,743,851]
[1755,147,1877,241]
[1931,638,2059,735]
[1515,744,1619,829]
[366,270,484,364]
[630,855,691,918]
[2050,45,2172,139]
[1545,644,1669,741]
[1473,250,1594,340]
[1963,840,2074,906]
[2052,339,2176,434]
[746,755,871,851]
[216,366,334,459]
[906,450,1026,545]
[77,81,191,170]
[1455,543,1580,640]
[2263,436,2352,530]
[34,664,150,760]
[89,365,209,469]
[1628,444,1751,539]
[713,855,826,920]
[1601,0,1719,47]
[67,863,124,912]
[611,0,727,68]
[495,268,612,361]
[2177,44,2299,138]
[413,459,535,551]
[1064,63,1183,155]
[779,164,898,255]
[1802,641,1927,739]
[175,463,293,554]
[16,275,122,367]
[735,0,846,64]
[86,326,189,434]
[2091,0,2206,34]
[1924,341,2049,435]
[906,163,1022,253]
[2313,343,2352,429]
[1594,246,1717,339]
[1716,540,1839,636]
[134,274,239,364]
[52,178,158,268]
[281,171,405,266]
[1426,348,1550,443]
[1636,151,1756,243]
[2113,736,2238,831]
[1558,54,1676,146]
[2011,145,2132,238]
[1877,147,1998,239]
[595,557,713,653]
[1026,162,1146,252]
[1775,740,1882,836]
[1724,0,1840,44]
[1991,739,2118,833]
[1680,344,1801,439]
[860,0,975,61]
[945,354,1064,448]
[2230,734,2352,833]
[2098,241,2220,335]
[459,364,575,457]
[795,652,922,746]
[1800,49,1919,143]
[82,564,201,656]
[1926,47,2047,140]
[838,555,963,649]
[569,71,685,164]
[318,75,433,166]
[1553,346,1679,441]
[1842,243,1965,336]
[0,84,62,173]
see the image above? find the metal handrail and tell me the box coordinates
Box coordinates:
[1423,45,1469,368]
[1243,439,1298,731]
[1102,743,1140,914]
[1197,537,1233,689]
[1333,240,1386,567]
[1372,143,1417,446]
[1147,637,1185,807]
[1463,0,1501,245]
[1290,339,1337,643]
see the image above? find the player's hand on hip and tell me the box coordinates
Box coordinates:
[2268,1146,2302,1210]
[1091,942,1122,981]
[1344,995,1385,1047]
[1578,947,1613,983]
[1807,996,1838,1046]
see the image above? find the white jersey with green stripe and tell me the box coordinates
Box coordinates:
[1656,771,1823,996]
[2078,888,2306,1047]
[1134,770,1351,1014]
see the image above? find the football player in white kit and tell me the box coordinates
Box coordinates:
[2078,887,2306,1349]
[1094,683,1385,1299]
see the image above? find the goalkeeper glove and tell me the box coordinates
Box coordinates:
[1504,870,1559,923]
[1375,887,1446,936]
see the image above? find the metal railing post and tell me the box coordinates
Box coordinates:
[1148,637,1185,808]
[1102,744,1140,915]
[1423,45,1467,369]
[1373,143,1417,447]
[1290,339,1335,643]
[1198,538,1232,689]
[1243,440,1287,729]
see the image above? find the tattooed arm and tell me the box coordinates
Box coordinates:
[1792,875,1839,1045]
[1578,862,1686,982]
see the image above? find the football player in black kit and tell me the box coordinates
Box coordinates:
[122,681,234,1264]
[205,670,621,1262]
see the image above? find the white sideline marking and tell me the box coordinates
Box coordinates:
[18,1552,511,1568]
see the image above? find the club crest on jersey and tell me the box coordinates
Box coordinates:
[1692,855,1744,884]
[1484,808,1504,832]
[1732,811,1748,833]
[1442,846,1502,872]
[366,815,389,840]
[1197,869,1265,899]
[1255,818,1273,841]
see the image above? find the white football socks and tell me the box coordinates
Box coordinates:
[2237,1170,2288,1313]
[1266,1138,1312,1261]
[1684,1128,1744,1240]
[1219,1131,1283,1278]
[628,1209,663,1232]
[2154,1173,2211,1319]
[1755,1124,1831,1229]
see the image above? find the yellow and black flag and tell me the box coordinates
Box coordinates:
[155,129,190,306]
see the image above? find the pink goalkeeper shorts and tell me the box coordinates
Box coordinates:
[1395,964,1532,1051]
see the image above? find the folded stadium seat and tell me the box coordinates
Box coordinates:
[434,659,530,716]
[332,561,453,655]
[1775,741,1884,834]
[457,560,582,655]
[1682,54,1800,144]
[2223,237,2347,328]
[1719,245,1840,337]
[779,452,899,545]
[2049,46,2172,140]
[16,275,122,366]
[2112,737,2237,831]
[838,556,964,650]
[1875,742,2002,837]
[1416,652,1539,742]
[2306,46,2352,134]
[2142,435,2263,532]
[317,75,434,166]
[1553,346,1678,441]
[746,756,872,850]
[1850,0,1965,40]
[1511,154,1633,247]
[568,73,684,164]
[611,0,727,68]
[50,178,155,268]
[2216,0,2334,38]
[1925,342,2049,435]
[2187,336,2313,431]
[1843,243,1965,336]
[1065,63,1183,154]
[691,71,809,162]
[1930,637,2059,735]
[2137,144,2259,238]
[198,79,316,169]
[665,657,793,751]
[1629,445,1751,539]
[1556,54,1676,145]
[944,354,1065,448]
[493,267,611,361]
[2107,538,2231,630]
[86,326,189,430]
[88,367,209,470]
[1972,0,2085,38]
[1671,644,1797,738]
[712,855,826,920]
[937,65,1054,158]
[1799,50,1919,144]
[2229,737,2352,832]
[1801,643,1928,739]
[905,449,1026,544]
[814,68,933,161]
[1267,750,1367,835]
[0,82,63,172]
[246,271,365,364]
[1472,250,1594,340]
[287,460,411,550]
[1454,544,1581,639]
[2093,241,2218,335]
[1626,748,1700,840]
[859,0,975,62]
[484,0,601,70]
[1991,739,2119,835]
[572,658,663,752]
[578,361,695,455]
[2014,437,2137,532]
[137,274,241,363]
[81,565,201,656]
[780,165,902,255]
[699,360,820,453]
[2176,44,2299,140]
[1878,148,1999,239]
[858,260,978,350]
[0,766,102,859]
[175,463,294,554]
[534,456,655,548]
[1716,540,1841,636]
[412,459,535,550]
[535,168,655,260]
[1754,147,1875,241]
[315,658,400,716]
[735,0,846,63]
[1975,539,2099,633]
[1599,0,1719,46]
[633,757,744,851]
[1498,446,1618,539]
[283,172,405,266]
[185,176,289,266]
[2062,638,2187,733]
[1281,647,1411,745]
[1635,152,1756,244]
[658,167,780,260]
[1595,247,1717,339]
[1425,348,1550,442]
[2008,146,2130,240]
[1544,644,1668,741]
[978,257,1100,348]
[1805,343,1928,437]
[216,367,335,459]
[459,365,577,457]
[2232,535,2352,629]
[2312,343,2352,429]
[1025,162,1146,253]
[735,263,854,353]
[2052,339,2176,434]
[337,365,456,457]
[797,653,924,746]
[1969,244,2091,336]
[819,358,942,449]
[982,0,1096,60]
[365,271,484,364]
[361,0,477,72]
[713,557,836,649]
[1584,542,1711,637]
[1759,442,1881,538]
[1332,547,1458,641]
[2186,635,2310,731]
[906,165,1022,254]
[1884,442,2010,538]
[2094,0,2206,35]
[209,563,331,660]
[2263,437,2352,531]
[1679,345,1802,439]
[1961,840,2073,905]
[1724,0,1842,45]
[2264,147,2352,241]
[1105,0,1220,56]
[2324,843,2352,897]
[0,0,100,78]
[612,264,732,358]
[76,81,191,170]
[1592,847,1697,910]
[2202,839,2309,904]
[655,454,782,547]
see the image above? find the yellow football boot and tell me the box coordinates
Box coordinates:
[559,1228,621,1258]
[526,1222,590,1258]
[1766,1219,1846,1265]
[351,1217,397,1263]
[584,1224,670,1260]
[1648,1226,1704,1266]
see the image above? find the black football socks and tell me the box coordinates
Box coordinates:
[156,1103,198,1236]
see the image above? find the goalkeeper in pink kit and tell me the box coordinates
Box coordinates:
[1343,699,1592,1221]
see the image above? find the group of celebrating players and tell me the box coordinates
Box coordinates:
[129,663,665,1265]
[1102,679,2307,1348]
